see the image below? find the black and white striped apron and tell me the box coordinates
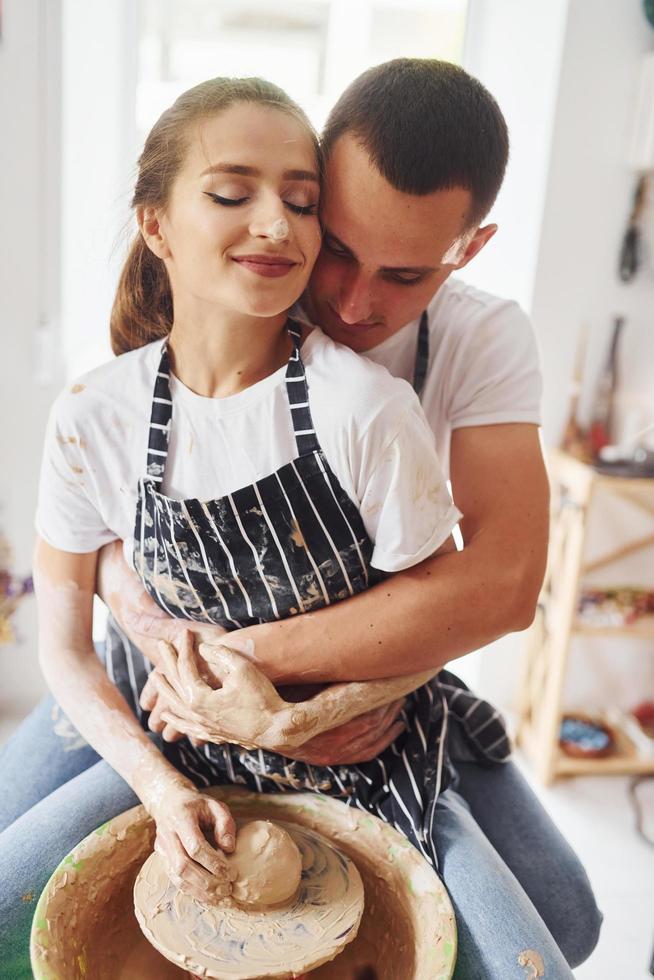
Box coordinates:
[105,314,510,873]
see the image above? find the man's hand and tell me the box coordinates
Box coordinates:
[280,700,406,765]
[142,633,320,753]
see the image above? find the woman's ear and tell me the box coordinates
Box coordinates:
[137,205,171,260]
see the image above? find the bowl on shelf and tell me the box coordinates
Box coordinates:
[559,714,616,759]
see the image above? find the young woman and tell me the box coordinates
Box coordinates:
[33,76,471,903]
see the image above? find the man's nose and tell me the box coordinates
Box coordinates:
[338,271,373,324]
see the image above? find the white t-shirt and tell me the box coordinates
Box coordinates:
[361,277,542,478]
[36,327,461,574]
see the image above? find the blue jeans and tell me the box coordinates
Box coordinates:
[0,695,601,980]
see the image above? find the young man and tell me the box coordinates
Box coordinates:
[1,61,600,978]
[109,60,602,975]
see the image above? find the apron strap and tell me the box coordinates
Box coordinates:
[144,321,320,481]
[285,319,320,456]
[412,310,430,398]
[145,343,173,483]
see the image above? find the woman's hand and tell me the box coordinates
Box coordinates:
[140,769,236,905]
[142,633,311,752]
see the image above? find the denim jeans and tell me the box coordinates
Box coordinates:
[0,695,601,980]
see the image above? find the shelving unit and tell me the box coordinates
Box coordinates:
[516,449,654,783]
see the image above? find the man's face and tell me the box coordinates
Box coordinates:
[308,135,490,353]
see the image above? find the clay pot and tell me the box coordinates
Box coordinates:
[31,786,456,979]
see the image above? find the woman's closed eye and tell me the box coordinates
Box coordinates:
[204,192,248,207]
[203,192,317,216]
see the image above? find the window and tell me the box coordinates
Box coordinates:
[138,0,468,133]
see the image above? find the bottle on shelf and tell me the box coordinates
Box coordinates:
[589,316,625,456]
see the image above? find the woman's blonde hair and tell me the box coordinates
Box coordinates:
[110,77,320,355]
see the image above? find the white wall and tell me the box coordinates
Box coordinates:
[61,0,140,379]
[0,0,63,714]
[530,0,654,449]
[461,0,569,313]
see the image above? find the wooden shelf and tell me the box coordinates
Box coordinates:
[550,448,654,496]
[516,450,654,783]
[572,615,654,639]
[554,722,654,778]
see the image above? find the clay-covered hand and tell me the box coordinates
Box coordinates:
[143,633,315,752]
[279,699,407,765]
[141,667,209,747]
[148,631,437,754]
[140,769,236,905]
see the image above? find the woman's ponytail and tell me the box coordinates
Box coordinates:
[110,235,172,355]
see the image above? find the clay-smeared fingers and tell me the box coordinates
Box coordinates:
[156,640,187,698]
[161,722,186,742]
[148,670,203,723]
[370,698,406,731]
[179,819,233,877]
[147,694,169,736]
[172,797,235,887]
[160,710,210,743]
[177,630,205,693]
[198,644,284,711]
[197,643,249,683]
[205,797,237,852]
[139,673,159,712]
[155,831,231,903]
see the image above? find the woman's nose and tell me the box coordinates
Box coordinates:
[249,202,290,243]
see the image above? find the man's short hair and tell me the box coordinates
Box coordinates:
[322,58,509,228]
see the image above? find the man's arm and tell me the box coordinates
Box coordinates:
[224,423,549,684]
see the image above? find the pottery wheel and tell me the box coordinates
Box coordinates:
[133,820,364,979]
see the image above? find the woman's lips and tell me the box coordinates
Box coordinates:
[232,254,298,278]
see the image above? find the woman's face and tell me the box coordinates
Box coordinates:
[156,102,321,319]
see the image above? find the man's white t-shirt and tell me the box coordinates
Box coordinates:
[362,277,542,477]
[36,327,462,574]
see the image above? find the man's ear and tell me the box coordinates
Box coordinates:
[455,223,497,270]
[137,205,171,260]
